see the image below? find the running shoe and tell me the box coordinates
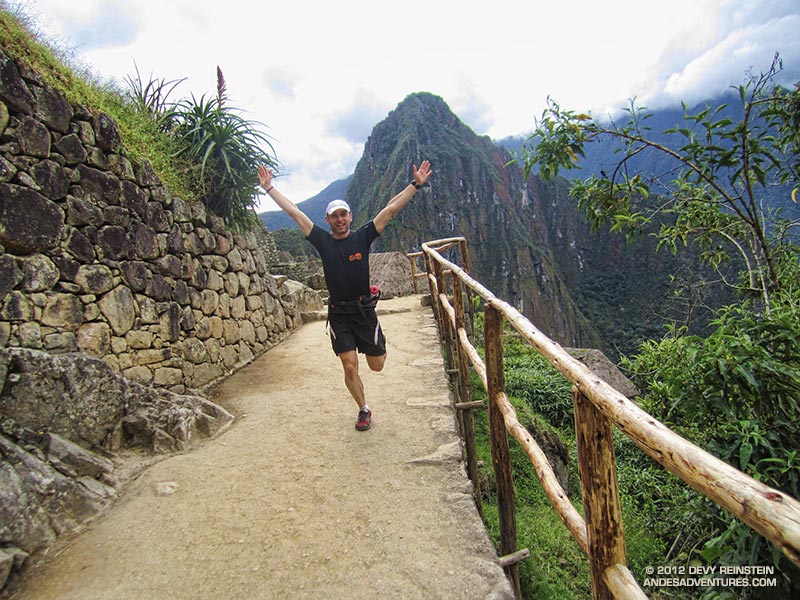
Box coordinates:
[355,407,372,431]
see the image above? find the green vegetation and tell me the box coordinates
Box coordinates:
[0,2,277,230]
[515,54,798,310]
[122,60,278,229]
[468,318,665,599]
[166,69,277,230]
[621,299,800,597]
[506,56,800,598]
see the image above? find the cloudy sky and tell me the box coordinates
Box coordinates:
[19,0,800,211]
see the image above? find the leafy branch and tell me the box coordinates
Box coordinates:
[512,54,799,309]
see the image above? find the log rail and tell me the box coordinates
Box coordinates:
[408,237,800,600]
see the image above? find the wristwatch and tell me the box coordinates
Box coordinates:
[411,181,423,189]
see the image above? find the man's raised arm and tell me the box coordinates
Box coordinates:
[258,165,314,237]
[373,160,432,234]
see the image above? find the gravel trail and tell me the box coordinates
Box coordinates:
[13,296,513,600]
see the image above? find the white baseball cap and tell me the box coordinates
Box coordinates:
[325,199,351,215]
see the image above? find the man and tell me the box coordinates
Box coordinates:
[257,160,432,430]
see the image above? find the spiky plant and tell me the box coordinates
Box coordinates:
[123,62,185,132]
[166,66,277,229]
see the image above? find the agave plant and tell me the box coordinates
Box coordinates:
[126,65,278,230]
[172,103,274,225]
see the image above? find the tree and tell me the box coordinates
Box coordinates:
[514,54,799,310]
[514,56,800,596]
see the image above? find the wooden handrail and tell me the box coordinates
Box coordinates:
[604,564,649,600]
[413,237,800,600]
[432,268,589,551]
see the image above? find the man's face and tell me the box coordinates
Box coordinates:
[326,209,352,238]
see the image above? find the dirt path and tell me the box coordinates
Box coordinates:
[12,296,513,600]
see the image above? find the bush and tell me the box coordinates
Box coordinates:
[623,298,800,598]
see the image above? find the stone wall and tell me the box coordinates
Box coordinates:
[0,49,322,394]
[0,47,326,594]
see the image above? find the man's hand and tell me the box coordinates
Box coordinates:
[256,165,313,235]
[258,165,274,190]
[412,160,432,187]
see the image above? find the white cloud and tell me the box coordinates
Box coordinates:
[324,91,390,144]
[22,0,800,210]
[54,2,138,49]
[262,67,300,101]
[644,2,800,108]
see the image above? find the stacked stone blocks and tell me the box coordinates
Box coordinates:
[0,50,310,393]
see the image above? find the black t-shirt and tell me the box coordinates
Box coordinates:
[306,221,379,302]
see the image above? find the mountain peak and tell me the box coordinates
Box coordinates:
[380,91,475,139]
[395,91,451,112]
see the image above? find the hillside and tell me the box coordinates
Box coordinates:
[499,94,800,223]
[346,93,602,348]
[292,92,726,357]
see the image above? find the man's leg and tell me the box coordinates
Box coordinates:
[338,350,366,408]
[363,313,387,373]
[339,350,373,431]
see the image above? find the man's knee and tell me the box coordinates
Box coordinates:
[339,352,359,377]
[366,353,386,372]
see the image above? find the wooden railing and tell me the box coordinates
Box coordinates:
[407,237,800,600]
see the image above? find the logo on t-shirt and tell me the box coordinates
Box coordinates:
[348,252,363,262]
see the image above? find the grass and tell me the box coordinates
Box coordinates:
[472,388,592,599]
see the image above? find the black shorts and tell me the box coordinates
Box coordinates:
[328,307,386,356]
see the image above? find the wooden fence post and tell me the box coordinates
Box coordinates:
[484,304,521,599]
[433,259,456,374]
[408,254,419,294]
[423,252,443,337]
[573,387,628,600]
[458,238,475,340]
[452,272,482,517]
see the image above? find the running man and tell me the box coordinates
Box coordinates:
[257,161,432,430]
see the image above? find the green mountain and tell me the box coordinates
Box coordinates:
[269,92,729,357]
[344,92,600,348]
